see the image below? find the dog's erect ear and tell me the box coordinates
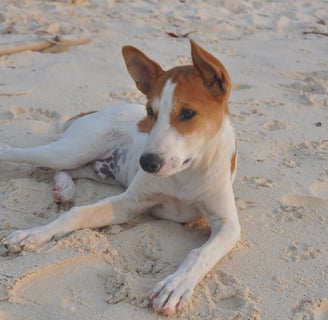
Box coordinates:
[122,46,164,96]
[190,40,231,97]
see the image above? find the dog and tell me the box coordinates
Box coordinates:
[1,40,240,316]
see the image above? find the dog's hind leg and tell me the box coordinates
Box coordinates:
[0,139,102,170]
[53,171,76,203]
[53,165,121,203]
[0,105,145,170]
[53,166,117,203]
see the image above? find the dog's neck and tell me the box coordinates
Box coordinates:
[192,115,235,174]
[163,115,235,199]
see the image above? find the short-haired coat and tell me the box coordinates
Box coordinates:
[1,40,240,316]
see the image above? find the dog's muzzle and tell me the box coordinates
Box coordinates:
[139,153,164,174]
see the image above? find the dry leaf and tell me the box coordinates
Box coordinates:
[165,30,197,38]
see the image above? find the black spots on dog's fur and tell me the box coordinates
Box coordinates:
[99,163,116,180]
[94,148,129,181]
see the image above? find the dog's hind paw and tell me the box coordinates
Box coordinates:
[53,171,75,203]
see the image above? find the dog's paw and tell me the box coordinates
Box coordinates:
[2,227,52,252]
[149,273,193,316]
[53,171,75,202]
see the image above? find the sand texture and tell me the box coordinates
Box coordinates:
[0,0,327,319]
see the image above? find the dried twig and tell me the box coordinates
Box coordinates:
[165,30,197,38]
[0,35,92,57]
[303,31,328,37]
[0,89,33,97]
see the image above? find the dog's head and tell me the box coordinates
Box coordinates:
[122,40,231,176]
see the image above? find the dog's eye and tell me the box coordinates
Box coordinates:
[146,106,155,119]
[179,108,196,121]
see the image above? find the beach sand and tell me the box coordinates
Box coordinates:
[0,1,327,319]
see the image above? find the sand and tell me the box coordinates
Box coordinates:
[0,0,327,319]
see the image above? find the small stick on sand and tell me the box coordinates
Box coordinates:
[303,31,328,36]
[0,35,92,57]
[0,89,33,96]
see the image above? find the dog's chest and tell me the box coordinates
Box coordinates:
[150,196,200,223]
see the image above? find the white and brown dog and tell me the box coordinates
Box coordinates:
[1,40,240,316]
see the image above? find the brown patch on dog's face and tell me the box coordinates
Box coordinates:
[138,103,158,133]
[124,41,231,140]
[137,116,153,133]
[168,66,229,138]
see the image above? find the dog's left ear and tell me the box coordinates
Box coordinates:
[190,40,231,97]
[122,46,164,96]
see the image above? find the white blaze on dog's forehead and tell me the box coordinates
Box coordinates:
[144,79,183,154]
[152,79,176,116]
[153,79,180,140]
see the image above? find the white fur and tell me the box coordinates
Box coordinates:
[1,83,239,316]
[143,80,194,176]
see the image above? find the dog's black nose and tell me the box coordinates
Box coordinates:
[139,153,163,173]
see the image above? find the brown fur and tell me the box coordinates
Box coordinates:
[123,41,231,138]
[231,151,237,177]
[137,102,158,133]
[170,68,227,137]
[138,116,153,133]
[185,215,210,234]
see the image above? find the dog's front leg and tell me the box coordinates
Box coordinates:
[150,185,240,316]
[2,185,151,253]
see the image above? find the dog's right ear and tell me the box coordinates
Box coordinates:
[122,46,164,96]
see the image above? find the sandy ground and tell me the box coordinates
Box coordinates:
[0,0,327,319]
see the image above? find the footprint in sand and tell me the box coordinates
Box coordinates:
[293,299,328,320]
[0,106,63,145]
[282,180,328,207]
[0,106,61,127]
[272,204,305,223]
[275,179,327,225]
[294,140,328,158]
[243,176,275,189]
[9,106,61,122]
[261,120,293,131]
[282,242,322,263]
[231,108,263,125]
[108,90,145,104]
[281,71,328,108]
[105,266,156,308]
[193,270,260,319]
